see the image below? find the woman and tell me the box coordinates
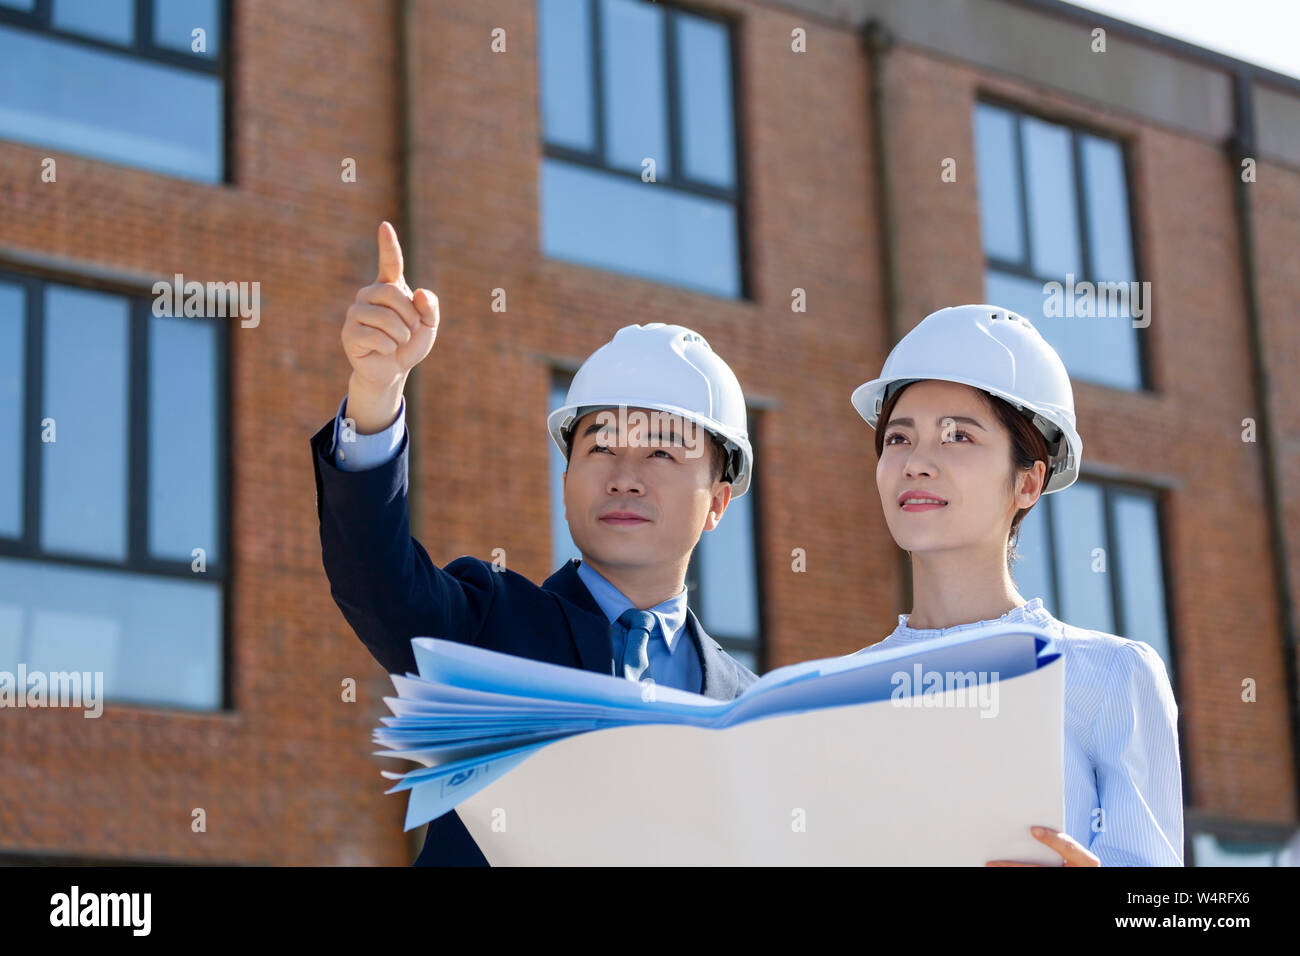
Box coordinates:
[850,304,1183,867]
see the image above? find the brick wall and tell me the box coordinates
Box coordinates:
[0,0,1294,864]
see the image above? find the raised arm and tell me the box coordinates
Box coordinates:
[312,223,497,675]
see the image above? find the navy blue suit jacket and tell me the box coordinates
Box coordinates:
[309,418,758,865]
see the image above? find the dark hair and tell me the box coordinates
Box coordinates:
[563,416,730,484]
[873,382,1051,572]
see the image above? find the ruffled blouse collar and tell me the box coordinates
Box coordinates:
[882,597,1054,644]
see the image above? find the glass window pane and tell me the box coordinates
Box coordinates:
[1010,495,1055,612]
[1191,833,1292,866]
[541,157,740,297]
[985,269,1141,390]
[1080,134,1135,283]
[1050,481,1115,634]
[538,0,594,151]
[52,0,135,45]
[973,102,1025,263]
[1021,115,1081,279]
[0,281,23,539]
[1112,490,1171,671]
[149,313,217,563]
[549,376,580,570]
[697,471,758,640]
[153,0,221,56]
[0,24,223,182]
[0,556,222,709]
[675,14,734,189]
[41,285,129,560]
[600,0,669,176]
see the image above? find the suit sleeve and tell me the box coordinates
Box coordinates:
[1087,640,1185,866]
[310,417,499,676]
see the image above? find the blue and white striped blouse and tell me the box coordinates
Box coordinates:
[860,597,1184,866]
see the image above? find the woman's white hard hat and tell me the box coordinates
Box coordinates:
[548,323,754,497]
[851,304,1083,494]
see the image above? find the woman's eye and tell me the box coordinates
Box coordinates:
[945,430,971,443]
[884,433,906,445]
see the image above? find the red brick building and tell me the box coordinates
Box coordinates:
[0,0,1295,865]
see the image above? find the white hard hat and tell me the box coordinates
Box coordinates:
[850,304,1083,493]
[547,323,754,496]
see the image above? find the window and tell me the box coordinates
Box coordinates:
[548,375,580,572]
[0,0,226,182]
[684,409,762,673]
[1011,477,1173,680]
[536,0,744,298]
[0,272,226,710]
[1190,828,1300,866]
[973,100,1146,390]
[548,372,763,672]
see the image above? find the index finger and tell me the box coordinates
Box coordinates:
[377,221,404,285]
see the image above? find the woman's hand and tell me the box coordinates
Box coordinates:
[986,826,1100,866]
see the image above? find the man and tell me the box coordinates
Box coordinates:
[309,222,759,865]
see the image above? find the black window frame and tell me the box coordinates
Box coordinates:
[538,0,752,300]
[0,266,231,712]
[0,0,233,184]
[975,95,1152,392]
[1018,475,1177,692]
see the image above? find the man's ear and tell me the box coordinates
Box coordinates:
[702,481,733,532]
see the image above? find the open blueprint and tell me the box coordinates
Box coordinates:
[373,623,1065,865]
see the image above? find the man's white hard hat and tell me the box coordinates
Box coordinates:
[851,304,1083,493]
[548,323,754,497]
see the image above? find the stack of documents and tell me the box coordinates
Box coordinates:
[374,623,1065,865]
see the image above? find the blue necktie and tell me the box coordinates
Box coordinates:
[614,609,656,682]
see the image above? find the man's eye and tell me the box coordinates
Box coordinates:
[589,444,613,454]
[652,449,675,459]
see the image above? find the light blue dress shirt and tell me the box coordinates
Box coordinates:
[326,395,704,694]
[858,597,1184,866]
[574,560,703,694]
[330,393,406,471]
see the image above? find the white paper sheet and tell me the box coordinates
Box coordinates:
[375,624,1066,865]
[452,658,1063,865]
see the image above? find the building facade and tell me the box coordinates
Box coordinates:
[0,0,1296,865]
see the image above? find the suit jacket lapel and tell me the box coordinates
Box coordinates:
[688,610,740,701]
[542,559,616,676]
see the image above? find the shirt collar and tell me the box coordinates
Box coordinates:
[574,560,689,651]
[884,597,1054,643]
